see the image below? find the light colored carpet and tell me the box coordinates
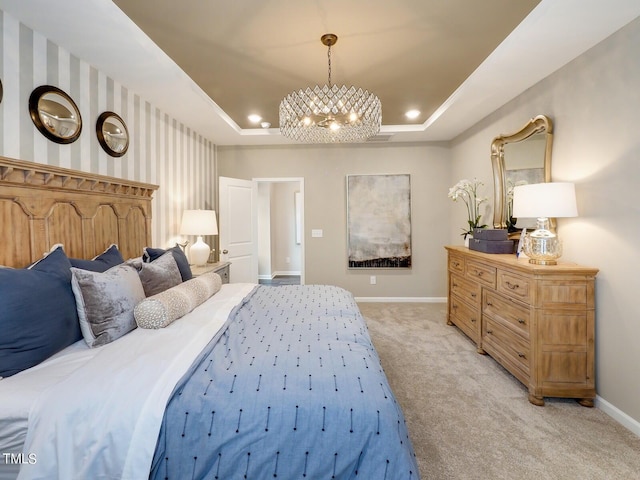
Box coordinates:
[358,302,640,480]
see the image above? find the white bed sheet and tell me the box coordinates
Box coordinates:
[0,283,255,480]
[0,341,95,480]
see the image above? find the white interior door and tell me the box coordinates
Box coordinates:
[219,176,258,283]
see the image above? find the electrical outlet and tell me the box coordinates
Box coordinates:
[370,276,377,285]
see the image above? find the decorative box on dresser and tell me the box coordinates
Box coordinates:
[190,261,231,284]
[445,246,598,407]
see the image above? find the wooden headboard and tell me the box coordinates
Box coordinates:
[0,156,158,268]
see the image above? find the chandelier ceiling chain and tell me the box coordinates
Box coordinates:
[327,38,332,87]
[279,33,382,143]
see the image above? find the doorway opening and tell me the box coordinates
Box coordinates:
[254,178,304,285]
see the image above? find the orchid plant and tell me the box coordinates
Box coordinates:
[448,178,488,238]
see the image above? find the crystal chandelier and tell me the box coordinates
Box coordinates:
[279,34,382,143]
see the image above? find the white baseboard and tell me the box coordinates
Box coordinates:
[258,271,301,280]
[354,297,447,303]
[272,270,301,277]
[596,395,640,437]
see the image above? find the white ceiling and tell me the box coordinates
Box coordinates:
[2,0,639,146]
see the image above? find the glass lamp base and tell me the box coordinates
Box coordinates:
[523,232,562,265]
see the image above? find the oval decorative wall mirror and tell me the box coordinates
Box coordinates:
[29,85,82,144]
[96,111,129,157]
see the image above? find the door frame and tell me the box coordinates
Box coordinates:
[254,177,305,285]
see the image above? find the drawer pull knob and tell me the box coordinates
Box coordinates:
[452,261,460,267]
[518,318,526,324]
[486,329,493,334]
[452,282,458,287]
[471,318,476,323]
[470,293,477,298]
[475,270,483,277]
[486,301,493,306]
[518,352,526,358]
[505,281,519,290]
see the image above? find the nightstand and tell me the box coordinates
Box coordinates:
[190,261,230,284]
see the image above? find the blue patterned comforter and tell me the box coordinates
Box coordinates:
[150,285,419,479]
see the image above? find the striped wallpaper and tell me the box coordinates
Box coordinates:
[0,9,217,252]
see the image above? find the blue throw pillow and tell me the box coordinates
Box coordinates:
[0,246,82,377]
[69,244,124,272]
[143,245,192,281]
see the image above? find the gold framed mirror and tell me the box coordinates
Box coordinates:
[491,115,553,229]
[29,85,82,144]
[96,111,129,157]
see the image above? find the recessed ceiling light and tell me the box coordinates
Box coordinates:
[405,109,420,120]
[260,122,271,129]
[248,114,262,123]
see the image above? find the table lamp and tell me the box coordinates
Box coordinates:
[180,209,218,266]
[512,182,577,265]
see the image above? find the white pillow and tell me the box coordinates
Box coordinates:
[134,272,222,329]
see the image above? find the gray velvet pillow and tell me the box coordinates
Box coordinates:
[71,264,146,347]
[129,252,182,297]
[135,272,222,329]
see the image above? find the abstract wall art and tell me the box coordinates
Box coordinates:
[346,174,412,268]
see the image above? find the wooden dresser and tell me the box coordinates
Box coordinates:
[445,246,598,406]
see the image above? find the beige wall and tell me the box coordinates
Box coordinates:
[218,143,451,299]
[450,17,640,426]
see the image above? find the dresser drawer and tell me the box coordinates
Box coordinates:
[483,316,530,377]
[449,254,465,274]
[450,273,481,307]
[497,269,532,304]
[216,264,230,284]
[483,290,530,339]
[449,294,480,344]
[465,259,496,289]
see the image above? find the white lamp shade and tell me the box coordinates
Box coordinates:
[180,210,218,235]
[512,182,578,219]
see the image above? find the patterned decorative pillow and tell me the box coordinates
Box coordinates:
[128,252,182,297]
[0,245,82,377]
[143,245,192,281]
[134,272,222,329]
[69,244,124,272]
[71,263,146,347]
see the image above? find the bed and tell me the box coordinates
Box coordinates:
[0,157,419,479]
